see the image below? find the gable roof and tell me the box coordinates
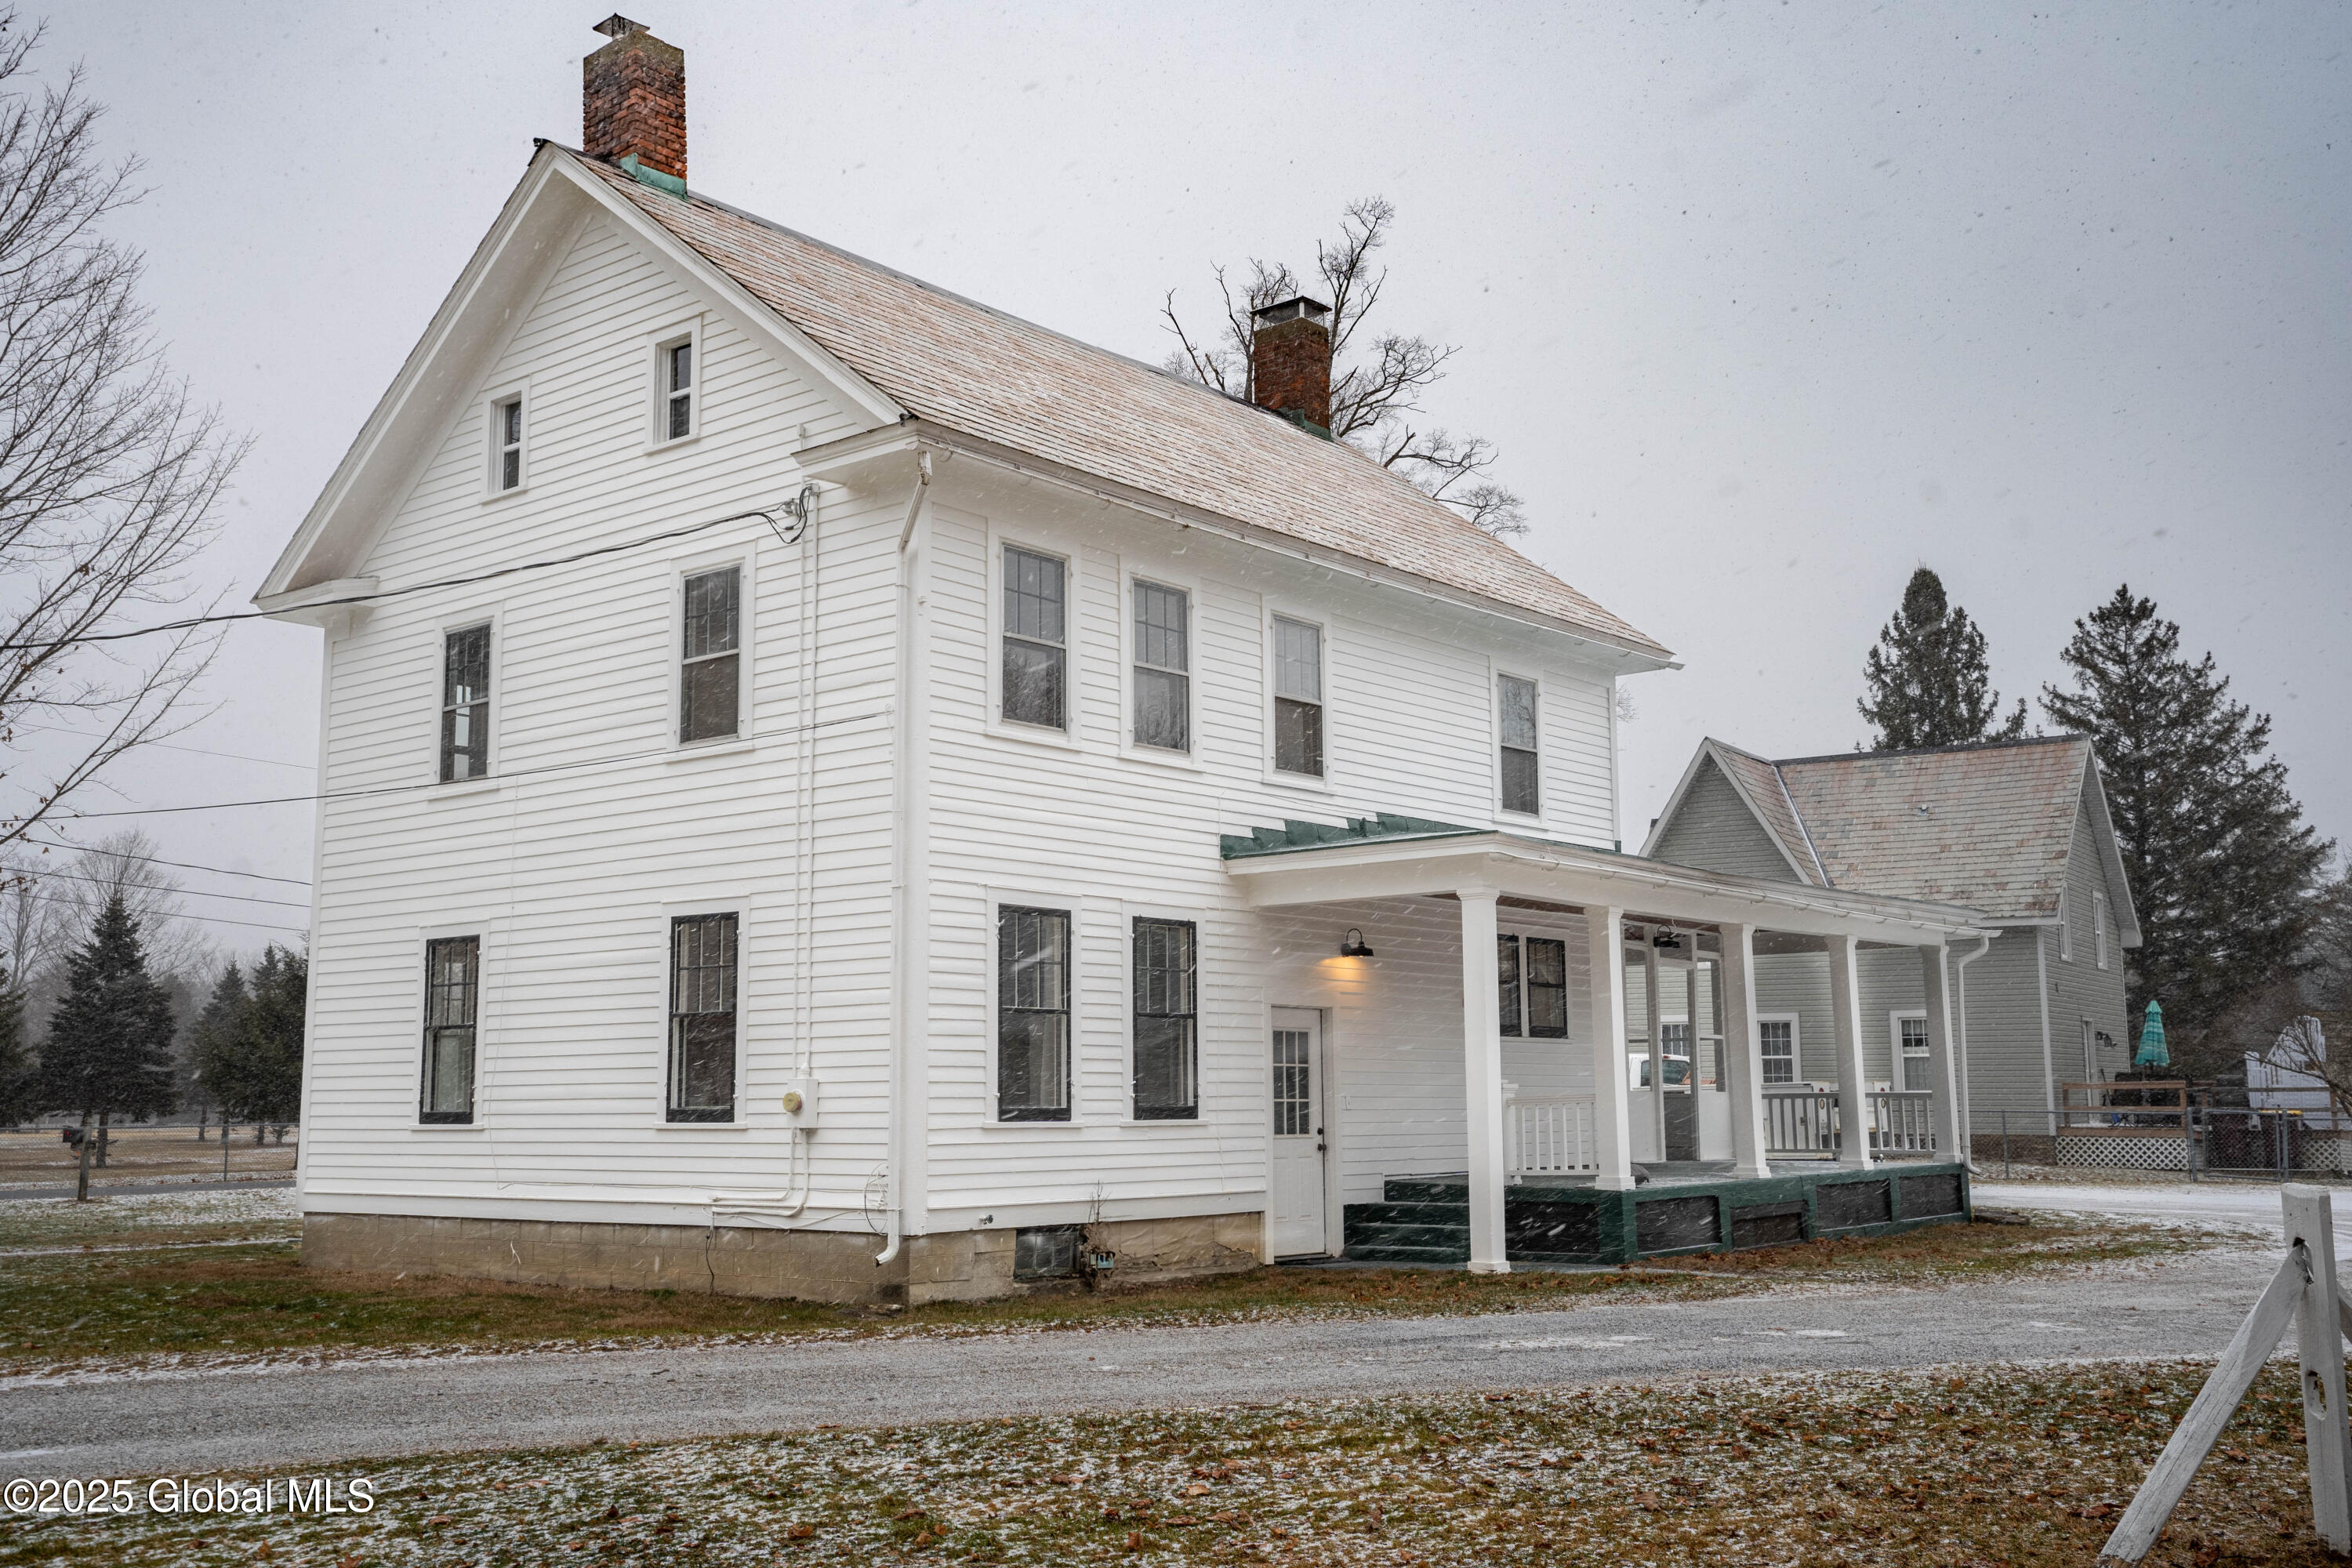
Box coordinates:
[1643,733,2140,938]
[562,151,1667,660]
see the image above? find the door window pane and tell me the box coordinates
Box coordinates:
[1003,547,1067,729]
[667,913,738,1122]
[440,625,490,782]
[998,906,1071,1120]
[1132,917,1196,1119]
[681,566,741,743]
[1272,1027,1313,1136]
[420,936,479,1123]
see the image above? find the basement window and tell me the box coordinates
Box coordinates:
[1497,673,1540,815]
[1001,546,1068,731]
[439,624,491,782]
[1271,615,1323,777]
[666,913,738,1123]
[1013,1225,1083,1281]
[680,566,741,743]
[419,936,480,1124]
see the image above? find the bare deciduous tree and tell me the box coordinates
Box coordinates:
[1160,197,1526,538]
[2230,869,2352,1112]
[0,14,247,851]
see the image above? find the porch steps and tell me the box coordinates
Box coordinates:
[1342,1178,1470,1264]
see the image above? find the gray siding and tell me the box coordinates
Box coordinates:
[2049,793,2134,1083]
[1957,928,2052,1120]
[1650,760,1801,883]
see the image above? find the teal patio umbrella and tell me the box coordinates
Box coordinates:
[2135,1000,2169,1070]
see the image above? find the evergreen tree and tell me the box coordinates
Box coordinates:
[187,960,246,1136]
[0,955,29,1127]
[2043,586,2332,1062]
[1858,567,2029,750]
[33,895,177,1192]
[195,946,305,1137]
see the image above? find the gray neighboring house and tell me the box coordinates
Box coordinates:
[1642,735,2140,1134]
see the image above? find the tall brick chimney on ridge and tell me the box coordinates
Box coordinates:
[1250,296,1333,433]
[584,15,686,182]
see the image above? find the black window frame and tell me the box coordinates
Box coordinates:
[996,905,1072,1122]
[419,935,481,1124]
[666,912,739,1123]
[1497,932,1568,1040]
[439,623,491,783]
[1131,579,1191,753]
[1497,672,1540,815]
[1497,934,1523,1037]
[679,564,742,744]
[1271,615,1323,778]
[1001,546,1069,731]
[1131,916,1198,1120]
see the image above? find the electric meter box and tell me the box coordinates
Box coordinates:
[779,1077,821,1130]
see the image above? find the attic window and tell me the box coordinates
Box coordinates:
[494,396,524,491]
[666,340,693,439]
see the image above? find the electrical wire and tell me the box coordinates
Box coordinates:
[16,832,313,887]
[10,726,315,771]
[7,887,307,938]
[1,862,312,911]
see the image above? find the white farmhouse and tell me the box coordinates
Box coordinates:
[260,18,1987,1303]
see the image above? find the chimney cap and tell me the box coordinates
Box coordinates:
[593,13,647,40]
[1251,296,1331,331]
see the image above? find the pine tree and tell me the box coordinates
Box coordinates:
[33,895,177,1195]
[196,945,306,1138]
[1858,567,2029,750]
[187,960,247,1138]
[2043,586,2332,1062]
[0,956,29,1127]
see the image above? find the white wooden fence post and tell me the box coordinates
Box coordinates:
[2284,1184,2352,1550]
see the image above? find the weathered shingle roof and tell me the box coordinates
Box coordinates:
[1770,736,2095,920]
[572,151,1668,659]
[1708,741,1825,885]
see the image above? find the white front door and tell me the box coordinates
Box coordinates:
[1269,1008,1327,1258]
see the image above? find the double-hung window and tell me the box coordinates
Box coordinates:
[2093,891,2109,970]
[665,339,693,441]
[1002,547,1067,730]
[2057,891,2072,962]
[1896,1013,1930,1093]
[1496,934,1568,1039]
[440,625,490,782]
[1132,917,1198,1120]
[1271,616,1323,777]
[419,936,480,1123]
[666,913,737,1122]
[997,906,1071,1121]
[493,397,523,491]
[1497,673,1540,815]
[1759,1018,1797,1085]
[1132,581,1190,752]
[680,566,741,743]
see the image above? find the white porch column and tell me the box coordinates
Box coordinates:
[1828,935,1873,1169]
[1920,945,1965,1163]
[1458,889,1509,1273]
[1642,935,1666,1158]
[1584,906,1636,1191]
[1720,922,1771,1180]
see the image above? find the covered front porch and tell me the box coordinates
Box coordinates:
[1225,817,1988,1269]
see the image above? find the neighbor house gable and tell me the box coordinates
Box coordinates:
[1641,742,1816,884]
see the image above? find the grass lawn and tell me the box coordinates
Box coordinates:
[0,1198,2212,1379]
[6,1359,2339,1566]
[0,1125,296,1185]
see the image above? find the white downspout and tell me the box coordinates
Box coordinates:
[874,452,932,1269]
[1951,934,1991,1168]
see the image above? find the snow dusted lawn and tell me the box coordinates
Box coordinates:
[0,1187,299,1251]
[10,1359,2341,1566]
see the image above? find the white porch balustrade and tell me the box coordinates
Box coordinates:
[1504,1091,1599,1179]
[1762,1087,1938,1158]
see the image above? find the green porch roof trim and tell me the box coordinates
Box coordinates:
[1219,813,1480,860]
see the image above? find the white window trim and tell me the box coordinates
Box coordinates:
[646,316,705,451]
[1755,1012,1802,1087]
[1890,1008,1930,1094]
[412,920,495,1129]
[1491,661,1544,825]
[1120,899,1206,1123]
[2093,890,2110,971]
[429,606,504,789]
[985,525,1081,749]
[1261,598,1331,790]
[1117,567,1203,770]
[654,893,752,1129]
[481,380,530,500]
[2057,891,2073,963]
[983,886,1087,1127]
[670,550,755,753]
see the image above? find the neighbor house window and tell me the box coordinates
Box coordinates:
[1132,917,1197,1120]
[664,339,693,441]
[998,906,1071,1121]
[419,936,480,1124]
[1497,673,1539,815]
[1132,581,1190,751]
[494,396,523,491]
[1497,935,1567,1040]
[440,624,490,782]
[680,566,741,743]
[1759,1018,1796,1085]
[1897,1013,1930,1092]
[2093,891,2109,970]
[666,913,737,1122]
[1272,616,1323,777]
[1001,546,1067,730]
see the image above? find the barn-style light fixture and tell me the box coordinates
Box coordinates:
[1653,928,1682,950]
[1340,928,1375,958]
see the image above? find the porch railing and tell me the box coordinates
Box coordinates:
[1762,1087,1937,1157]
[1504,1093,1598,1178]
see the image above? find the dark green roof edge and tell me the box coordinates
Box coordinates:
[1219,812,1483,861]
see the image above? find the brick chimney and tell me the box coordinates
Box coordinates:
[584,15,686,183]
[1250,296,1333,432]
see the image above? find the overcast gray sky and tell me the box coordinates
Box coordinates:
[27,1,2351,951]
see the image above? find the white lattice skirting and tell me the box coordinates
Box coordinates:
[2055,1131,2191,1171]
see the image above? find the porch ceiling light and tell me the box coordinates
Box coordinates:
[1653,929,1682,950]
[1340,928,1375,958]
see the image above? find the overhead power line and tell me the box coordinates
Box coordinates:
[2,862,313,911]
[20,833,313,887]
[12,726,314,771]
[9,887,307,938]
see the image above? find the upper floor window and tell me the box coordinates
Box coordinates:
[680,566,740,743]
[1002,546,1067,731]
[665,339,694,441]
[1132,581,1190,752]
[666,913,737,1123]
[420,936,480,1124]
[493,397,523,492]
[1497,673,1539,815]
[997,905,1071,1121]
[2093,891,2109,970]
[1759,1018,1797,1085]
[2057,891,2072,962]
[440,624,490,782]
[1497,934,1567,1039]
[1272,616,1323,778]
[1132,916,1197,1120]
